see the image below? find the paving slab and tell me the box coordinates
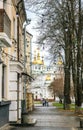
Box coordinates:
[4,126,83,130]
[2,104,83,130]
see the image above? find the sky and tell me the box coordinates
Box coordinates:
[26,11,39,46]
[25,1,83,66]
[26,10,51,66]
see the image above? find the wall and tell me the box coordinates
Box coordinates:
[0,101,10,127]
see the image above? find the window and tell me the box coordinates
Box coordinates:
[35,66,37,69]
[39,67,41,70]
[3,0,7,10]
[2,65,6,99]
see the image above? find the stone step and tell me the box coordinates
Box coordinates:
[10,118,37,127]
[80,117,83,128]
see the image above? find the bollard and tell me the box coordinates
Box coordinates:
[80,117,83,128]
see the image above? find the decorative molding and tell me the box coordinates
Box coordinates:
[10,60,23,73]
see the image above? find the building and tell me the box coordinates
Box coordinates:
[0,0,28,127]
[31,48,57,100]
[25,31,34,112]
[0,0,12,127]
[9,0,27,122]
[30,48,64,101]
[26,31,33,76]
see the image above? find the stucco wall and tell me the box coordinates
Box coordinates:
[0,101,10,127]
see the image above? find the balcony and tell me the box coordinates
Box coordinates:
[0,9,12,47]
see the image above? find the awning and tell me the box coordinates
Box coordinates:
[21,72,34,81]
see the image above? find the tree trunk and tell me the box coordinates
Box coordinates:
[63,28,71,110]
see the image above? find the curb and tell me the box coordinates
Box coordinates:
[10,119,37,127]
[0,124,13,130]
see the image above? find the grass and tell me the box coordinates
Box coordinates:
[52,102,83,111]
[52,102,63,108]
[34,101,83,111]
[34,101,42,104]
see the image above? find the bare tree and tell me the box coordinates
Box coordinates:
[25,0,83,111]
[50,77,64,103]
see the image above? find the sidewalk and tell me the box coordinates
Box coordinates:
[0,125,14,130]
[27,104,81,128]
[2,103,83,130]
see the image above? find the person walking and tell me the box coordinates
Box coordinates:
[42,98,45,106]
[46,98,49,106]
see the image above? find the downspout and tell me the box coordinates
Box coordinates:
[23,20,31,112]
[16,6,20,120]
[30,37,33,75]
[16,0,22,120]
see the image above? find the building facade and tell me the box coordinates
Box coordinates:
[0,0,12,127]
[9,0,27,122]
[0,0,28,127]
[25,31,34,112]
[31,48,57,100]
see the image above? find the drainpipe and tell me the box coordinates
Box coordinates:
[16,5,20,121]
[30,38,32,75]
[16,0,22,120]
[16,0,22,61]
[23,19,31,112]
[21,20,31,123]
[17,7,19,61]
[23,23,27,112]
[24,19,31,69]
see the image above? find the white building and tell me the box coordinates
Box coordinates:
[30,48,63,100]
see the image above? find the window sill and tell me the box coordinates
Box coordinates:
[0,100,11,106]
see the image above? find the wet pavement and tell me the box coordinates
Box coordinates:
[2,103,83,130]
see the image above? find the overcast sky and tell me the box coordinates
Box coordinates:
[25,1,83,66]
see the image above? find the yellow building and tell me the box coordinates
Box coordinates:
[0,0,27,126]
[9,0,27,122]
[25,31,34,112]
[26,31,33,75]
[0,0,12,127]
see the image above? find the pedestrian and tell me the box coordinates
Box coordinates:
[44,99,47,106]
[46,98,49,106]
[42,98,45,106]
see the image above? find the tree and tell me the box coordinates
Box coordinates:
[25,0,83,111]
[50,77,64,103]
